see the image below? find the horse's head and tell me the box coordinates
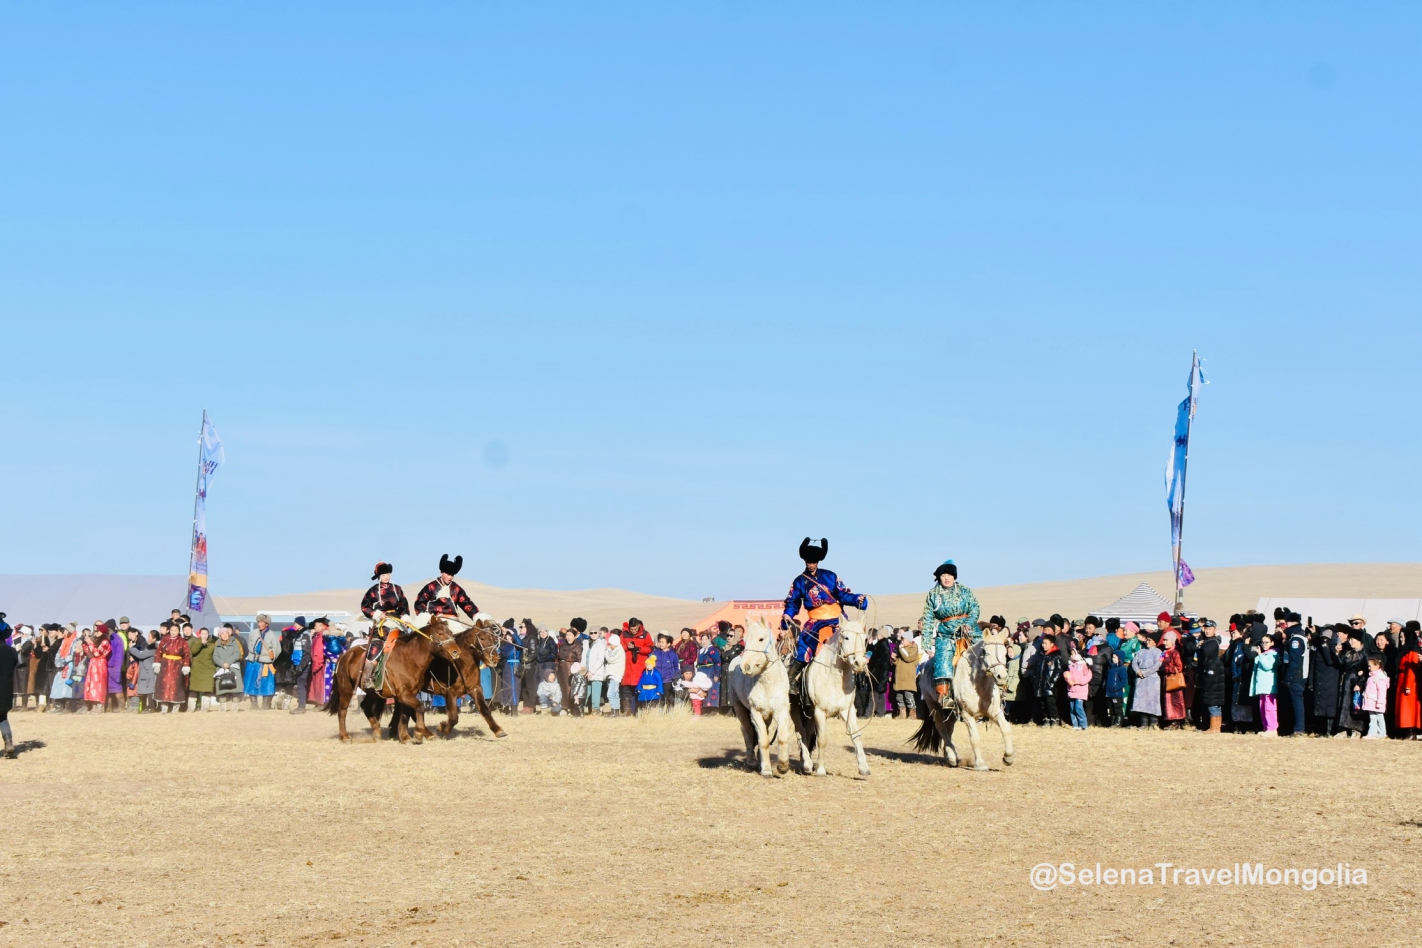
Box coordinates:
[738,619,775,676]
[425,617,463,663]
[837,618,870,674]
[980,629,1009,688]
[461,617,502,667]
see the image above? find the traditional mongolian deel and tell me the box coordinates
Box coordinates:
[153,627,192,704]
[413,555,479,620]
[921,566,981,683]
[360,580,410,620]
[781,539,866,662]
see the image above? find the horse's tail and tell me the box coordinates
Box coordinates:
[789,698,817,754]
[911,708,943,753]
[324,651,352,715]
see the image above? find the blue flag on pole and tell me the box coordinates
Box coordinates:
[1165,352,1203,580]
[187,412,225,612]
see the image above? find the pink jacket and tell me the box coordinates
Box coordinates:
[1064,658,1091,700]
[1361,669,1390,713]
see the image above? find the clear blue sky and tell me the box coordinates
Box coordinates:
[2,3,1418,601]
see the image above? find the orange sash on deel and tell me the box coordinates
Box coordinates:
[808,604,842,646]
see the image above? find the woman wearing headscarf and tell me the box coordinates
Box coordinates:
[49,626,79,712]
[82,628,112,712]
[1393,622,1420,740]
[1129,631,1163,728]
[1159,629,1187,728]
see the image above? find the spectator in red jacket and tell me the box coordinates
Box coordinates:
[618,619,653,716]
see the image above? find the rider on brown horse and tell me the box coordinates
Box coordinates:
[360,561,410,689]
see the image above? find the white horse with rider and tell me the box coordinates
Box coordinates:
[787,615,872,777]
[726,618,794,776]
[911,628,1015,771]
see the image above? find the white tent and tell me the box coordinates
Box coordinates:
[1093,582,1194,623]
[1256,598,1421,632]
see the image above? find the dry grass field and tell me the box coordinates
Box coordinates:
[1,706,1419,948]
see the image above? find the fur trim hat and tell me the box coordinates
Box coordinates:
[934,560,957,580]
[799,537,828,563]
[372,562,393,581]
[439,554,463,576]
[569,617,587,634]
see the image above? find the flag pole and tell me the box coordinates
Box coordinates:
[187,410,206,612]
[1173,352,1197,615]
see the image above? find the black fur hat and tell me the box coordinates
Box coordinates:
[934,561,958,580]
[502,617,516,630]
[799,537,828,563]
[439,553,463,576]
[371,561,393,581]
[570,617,587,634]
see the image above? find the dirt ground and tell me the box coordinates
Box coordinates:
[1,705,1418,948]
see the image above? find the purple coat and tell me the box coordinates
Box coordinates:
[108,631,125,695]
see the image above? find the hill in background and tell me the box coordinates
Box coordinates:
[213,563,1422,631]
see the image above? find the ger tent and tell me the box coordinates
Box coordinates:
[1093,582,1192,623]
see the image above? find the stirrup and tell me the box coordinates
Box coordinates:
[934,680,950,699]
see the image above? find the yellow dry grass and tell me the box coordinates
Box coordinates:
[0,706,1418,947]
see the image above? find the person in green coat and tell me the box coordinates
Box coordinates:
[1116,622,1145,724]
[187,627,216,711]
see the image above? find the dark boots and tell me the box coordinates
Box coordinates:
[787,658,807,695]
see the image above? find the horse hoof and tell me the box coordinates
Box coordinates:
[858,767,871,777]
[974,763,990,772]
[1002,754,1015,766]
[775,761,790,775]
[760,770,774,778]
[493,729,508,738]
[815,767,827,777]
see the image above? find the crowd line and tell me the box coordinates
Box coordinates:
[2,606,1419,745]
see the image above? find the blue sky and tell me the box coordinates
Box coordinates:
[2,3,1418,600]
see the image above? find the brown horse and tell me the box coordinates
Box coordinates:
[324,617,465,744]
[389,618,508,740]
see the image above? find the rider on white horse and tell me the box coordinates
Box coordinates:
[920,560,981,700]
[781,538,867,697]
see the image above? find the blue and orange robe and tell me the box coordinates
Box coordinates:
[782,569,867,661]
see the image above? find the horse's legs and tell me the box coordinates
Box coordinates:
[438,696,458,737]
[749,710,774,777]
[732,700,758,769]
[409,698,430,744]
[336,676,352,743]
[771,707,791,775]
[812,707,828,776]
[472,686,506,738]
[993,705,1015,766]
[962,714,989,771]
[845,706,870,777]
[937,705,959,768]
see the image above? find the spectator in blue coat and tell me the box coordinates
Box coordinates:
[651,634,680,708]
[637,654,665,705]
[1103,648,1128,727]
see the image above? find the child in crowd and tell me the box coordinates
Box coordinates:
[536,671,562,714]
[687,671,713,715]
[1361,657,1390,739]
[1103,648,1127,727]
[1063,647,1092,730]
[1250,633,1279,736]
[568,662,588,717]
[638,654,664,706]
[672,668,694,706]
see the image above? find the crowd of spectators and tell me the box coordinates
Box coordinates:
[4,606,1420,745]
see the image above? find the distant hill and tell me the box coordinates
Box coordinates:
[213,563,1422,631]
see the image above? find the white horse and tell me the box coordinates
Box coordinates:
[789,617,872,777]
[912,631,1015,771]
[727,619,794,777]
